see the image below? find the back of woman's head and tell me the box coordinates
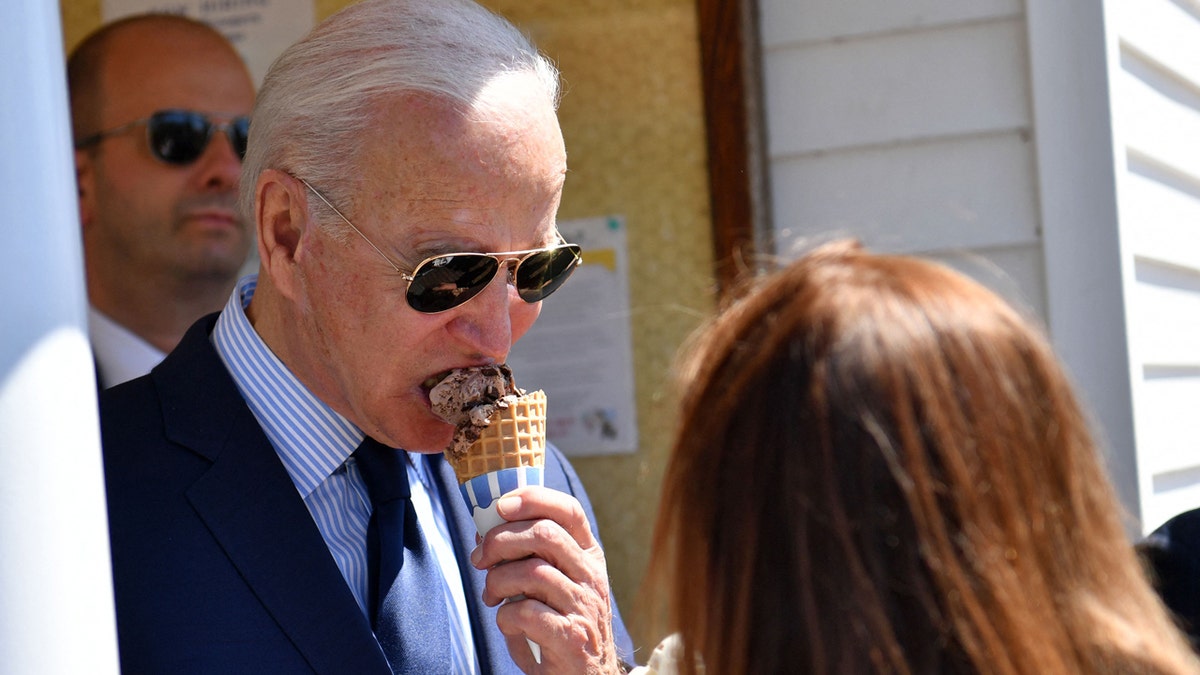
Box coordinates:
[649,239,1197,675]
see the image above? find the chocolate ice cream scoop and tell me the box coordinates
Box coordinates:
[429,364,523,457]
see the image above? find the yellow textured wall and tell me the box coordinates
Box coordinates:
[59,0,715,654]
[60,0,99,52]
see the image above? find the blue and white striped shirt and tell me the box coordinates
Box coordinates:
[212,275,477,673]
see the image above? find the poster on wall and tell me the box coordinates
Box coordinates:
[102,0,313,86]
[506,216,639,457]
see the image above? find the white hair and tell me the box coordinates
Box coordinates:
[238,0,560,226]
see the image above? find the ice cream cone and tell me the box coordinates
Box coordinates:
[446,389,546,485]
[449,389,548,664]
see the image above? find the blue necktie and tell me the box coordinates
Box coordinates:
[353,438,452,674]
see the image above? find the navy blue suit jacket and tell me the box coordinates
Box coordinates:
[1139,508,1200,648]
[100,314,634,673]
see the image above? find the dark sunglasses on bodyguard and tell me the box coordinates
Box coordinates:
[74,109,250,165]
[299,176,582,314]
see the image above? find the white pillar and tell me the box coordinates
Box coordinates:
[0,3,120,673]
[1026,0,1140,530]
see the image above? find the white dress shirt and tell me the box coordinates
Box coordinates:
[88,306,166,388]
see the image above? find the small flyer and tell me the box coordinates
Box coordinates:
[101,0,313,86]
[506,216,638,456]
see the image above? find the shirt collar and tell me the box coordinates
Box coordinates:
[88,305,167,388]
[211,275,362,498]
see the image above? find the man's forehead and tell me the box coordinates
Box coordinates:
[96,24,253,119]
[361,89,562,163]
[102,20,234,75]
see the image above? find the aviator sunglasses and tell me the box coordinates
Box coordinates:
[298,177,582,314]
[74,109,250,165]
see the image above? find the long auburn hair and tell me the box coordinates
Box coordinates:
[647,240,1197,674]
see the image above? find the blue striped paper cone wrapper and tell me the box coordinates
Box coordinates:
[459,466,546,534]
[450,390,547,662]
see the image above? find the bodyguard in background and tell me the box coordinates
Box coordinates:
[70,14,254,387]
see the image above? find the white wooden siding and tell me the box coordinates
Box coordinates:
[1118,52,1200,186]
[1140,368,1200,527]
[1131,262,1200,368]
[759,5,1045,311]
[1114,0,1200,89]
[759,0,1200,533]
[1125,160,1200,271]
[758,0,1020,47]
[760,0,1053,325]
[1110,0,1200,531]
[764,19,1029,156]
[770,132,1038,253]
[759,0,1049,306]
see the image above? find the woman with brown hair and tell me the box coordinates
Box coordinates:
[638,240,1198,674]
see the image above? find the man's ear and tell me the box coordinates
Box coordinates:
[75,149,96,230]
[255,169,308,300]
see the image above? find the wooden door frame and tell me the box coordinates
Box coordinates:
[696,0,769,294]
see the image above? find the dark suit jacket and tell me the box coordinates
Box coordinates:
[101,314,634,674]
[1139,508,1200,649]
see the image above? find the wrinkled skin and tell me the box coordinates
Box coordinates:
[473,486,621,674]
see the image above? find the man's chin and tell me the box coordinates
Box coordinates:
[382,420,453,454]
[189,246,252,280]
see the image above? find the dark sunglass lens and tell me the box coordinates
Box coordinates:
[148,111,209,165]
[515,246,581,303]
[406,254,499,313]
[231,117,251,160]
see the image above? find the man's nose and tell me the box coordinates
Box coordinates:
[193,127,243,190]
[444,271,518,360]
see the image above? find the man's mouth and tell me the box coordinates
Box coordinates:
[421,370,453,392]
[182,209,240,234]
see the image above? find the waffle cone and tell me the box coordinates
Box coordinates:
[447,390,546,484]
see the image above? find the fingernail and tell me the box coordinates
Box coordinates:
[498,494,521,516]
[470,545,482,566]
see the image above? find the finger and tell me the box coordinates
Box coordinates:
[480,556,569,609]
[475,517,608,595]
[493,487,599,550]
[481,555,608,614]
[494,593,619,674]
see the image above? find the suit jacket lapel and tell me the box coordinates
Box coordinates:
[155,316,391,674]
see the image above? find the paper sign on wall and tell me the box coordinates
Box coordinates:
[102,0,313,86]
[506,216,638,456]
